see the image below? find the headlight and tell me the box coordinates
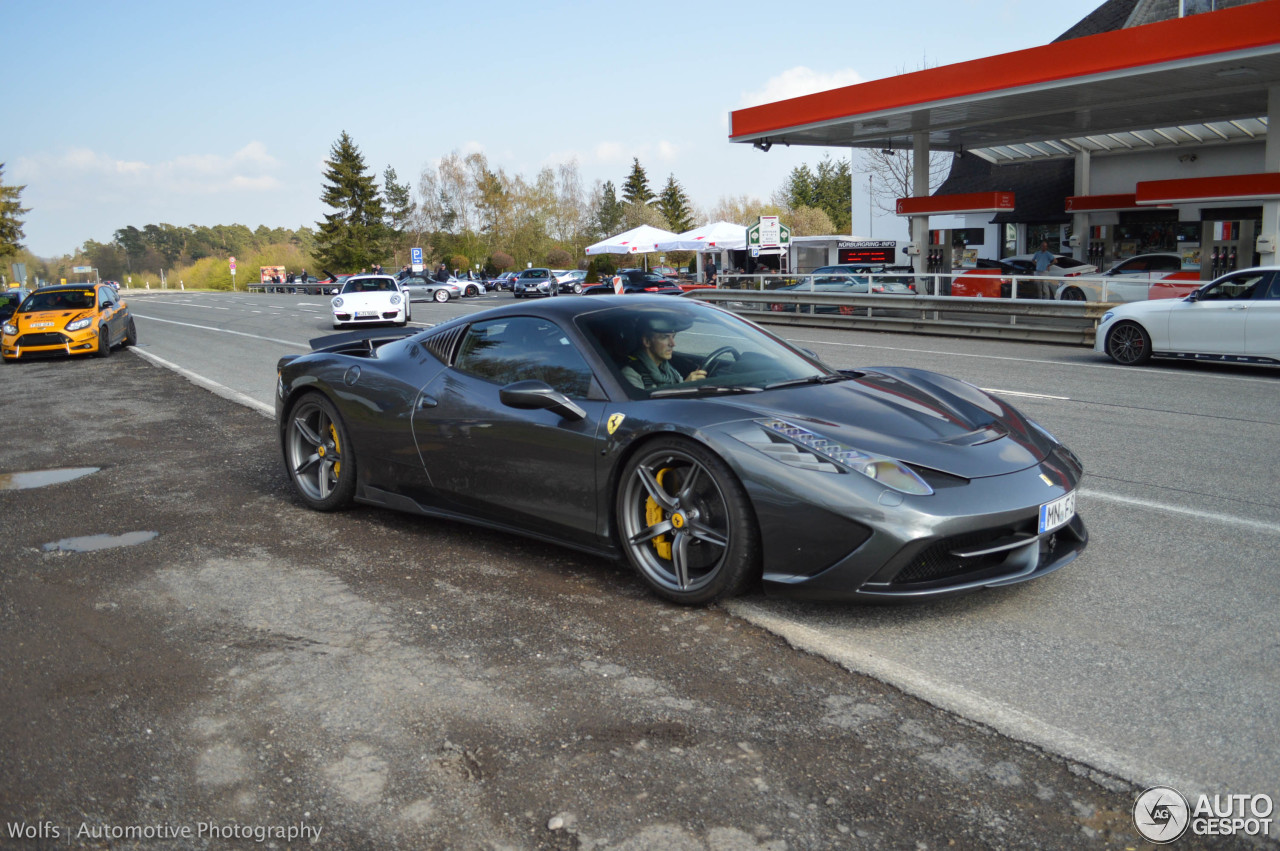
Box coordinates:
[66,317,93,331]
[1100,310,1114,324]
[2,322,16,336]
[390,294,401,305]
[332,297,344,308]
[752,418,934,495]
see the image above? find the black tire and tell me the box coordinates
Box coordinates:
[1060,286,1085,301]
[283,393,356,511]
[433,289,450,303]
[466,285,479,297]
[1106,321,1153,366]
[95,326,112,358]
[616,437,760,605]
[122,318,138,348]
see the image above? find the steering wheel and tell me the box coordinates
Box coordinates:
[700,346,741,377]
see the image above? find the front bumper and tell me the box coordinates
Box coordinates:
[2,327,102,360]
[756,448,1088,602]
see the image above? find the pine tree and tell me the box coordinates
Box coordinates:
[0,163,30,258]
[656,174,694,233]
[594,180,624,238]
[621,158,654,207]
[382,166,415,236]
[316,132,389,271]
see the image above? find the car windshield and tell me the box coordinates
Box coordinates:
[576,301,833,399]
[22,289,95,311]
[343,278,396,294]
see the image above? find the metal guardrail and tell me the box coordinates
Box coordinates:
[687,289,1110,345]
[247,283,336,295]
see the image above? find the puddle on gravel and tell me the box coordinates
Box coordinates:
[43,531,159,553]
[0,467,100,490]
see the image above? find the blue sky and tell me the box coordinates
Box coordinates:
[7,0,1101,257]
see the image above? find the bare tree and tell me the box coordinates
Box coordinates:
[859,149,952,216]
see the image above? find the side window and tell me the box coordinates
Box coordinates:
[454,316,595,398]
[1200,273,1266,301]
[1153,255,1180,272]
[1267,275,1280,300]
[99,289,114,308]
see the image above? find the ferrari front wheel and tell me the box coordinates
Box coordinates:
[284,393,356,511]
[616,437,759,605]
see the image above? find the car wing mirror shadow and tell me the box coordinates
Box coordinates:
[499,379,587,421]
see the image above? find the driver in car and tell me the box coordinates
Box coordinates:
[620,315,708,390]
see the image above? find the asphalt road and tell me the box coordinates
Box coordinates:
[123,289,1280,808]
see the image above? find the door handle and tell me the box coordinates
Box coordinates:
[418,394,438,409]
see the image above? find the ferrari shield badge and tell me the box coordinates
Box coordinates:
[607,413,626,435]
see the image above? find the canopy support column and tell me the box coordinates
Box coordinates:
[910,133,931,288]
[1261,85,1280,267]
[1072,151,1091,263]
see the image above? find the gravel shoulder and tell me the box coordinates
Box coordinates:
[0,352,1236,849]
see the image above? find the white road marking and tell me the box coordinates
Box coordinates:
[132,314,308,348]
[1079,488,1280,535]
[790,337,1276,385]
[128,348,273,417]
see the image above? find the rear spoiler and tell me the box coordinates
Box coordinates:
[308,327,423,352]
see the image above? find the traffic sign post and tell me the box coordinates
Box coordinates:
[230,256,237,291]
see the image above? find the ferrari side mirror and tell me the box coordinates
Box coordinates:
[500,379,586,421]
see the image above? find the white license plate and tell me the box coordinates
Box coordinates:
[1039,490,1076,534]
[355,311,378,318]
[32,321,53,328]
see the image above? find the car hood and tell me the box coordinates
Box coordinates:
[714,367,1054,479]
[1105,297,1185,320]
[336,292,399,306]
[10,309,93,331]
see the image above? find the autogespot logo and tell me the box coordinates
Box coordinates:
[1134,786,1190,844]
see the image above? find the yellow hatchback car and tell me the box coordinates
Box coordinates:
[1,283,136,362]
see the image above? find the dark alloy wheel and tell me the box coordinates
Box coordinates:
[616,437,760,605]
[1060,287,1086,301]
[122,318,138,347]
[1106,321,1153,366]
[284,394,356,510]
[95,326,112,358]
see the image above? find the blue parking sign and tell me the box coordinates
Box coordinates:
[410,247,423,265]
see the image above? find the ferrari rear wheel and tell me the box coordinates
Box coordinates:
[1106,321,1152,366]
[284,393,356,511]
[96,326,112,358]
[617,437,759,605]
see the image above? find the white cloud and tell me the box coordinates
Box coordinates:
[594,141,626,163]
[738,66,865,108]
[655,140,678,161]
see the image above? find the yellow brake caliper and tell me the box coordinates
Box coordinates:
[328,423,341,479]
[644,468,673,560]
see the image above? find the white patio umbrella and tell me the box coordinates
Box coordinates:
[584,224,678,256]
[653,221,747,252]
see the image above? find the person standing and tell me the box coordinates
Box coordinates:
[1031,240,1056,299]
[706,256,718,286]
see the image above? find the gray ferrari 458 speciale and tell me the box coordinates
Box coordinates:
[276,295,1086,605]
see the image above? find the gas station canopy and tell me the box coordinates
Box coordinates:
[729,1,1280,165]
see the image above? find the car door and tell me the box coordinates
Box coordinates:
[1246,273,1280,359]
[97,286,125,343]
[1166,271,1269,356]
[412,315,609,547]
